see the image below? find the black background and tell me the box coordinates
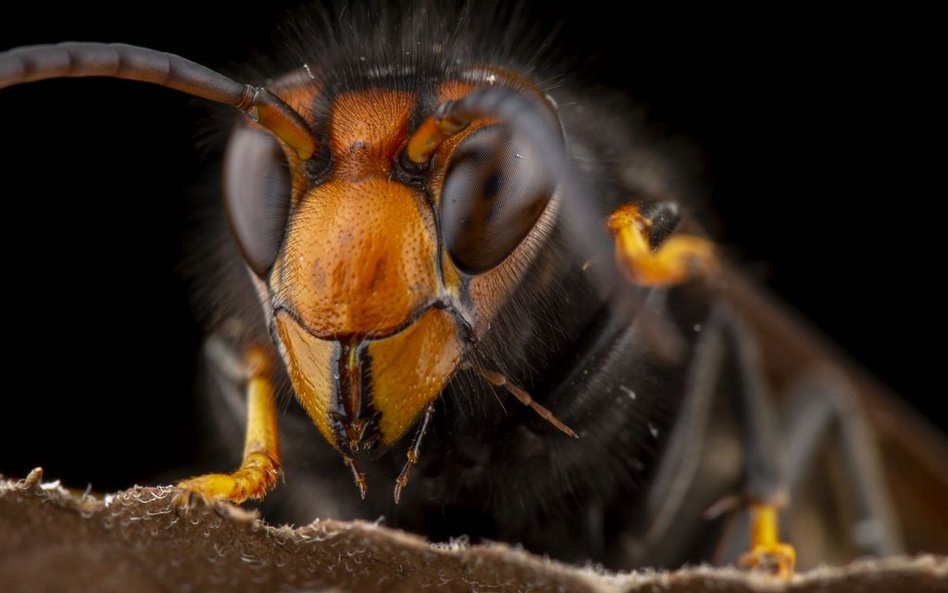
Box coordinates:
[0,2,941,491]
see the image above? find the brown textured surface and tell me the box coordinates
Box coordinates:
[1,469,946,593]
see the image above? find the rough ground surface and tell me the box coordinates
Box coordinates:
[1,469,946,593]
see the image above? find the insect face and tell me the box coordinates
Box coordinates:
[220,70,562,492]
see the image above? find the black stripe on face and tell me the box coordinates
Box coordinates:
[328,338,382,454]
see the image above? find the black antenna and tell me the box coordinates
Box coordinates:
[0,42,317,159]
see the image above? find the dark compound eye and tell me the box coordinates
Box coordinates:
[440,124,553,274]
[223,126,293,278]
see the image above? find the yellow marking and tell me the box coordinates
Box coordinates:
[607,203,716,286]
[738,503,797,579]
[176,347,281,504]
[406,112,470,165]
[368,309,463,445]
[273,177,439,338]
[244,84,321,207]
[274,312,337,447]
[255,99,316,160]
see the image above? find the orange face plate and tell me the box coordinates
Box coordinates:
[260,70,556,459]
[267,85,465,455]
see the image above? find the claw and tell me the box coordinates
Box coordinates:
[174,451,281,507]
[738,502,796,579]
[171,487,205,514]
[739,542,797,579]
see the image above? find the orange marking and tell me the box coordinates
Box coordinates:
[272,84,319,121]
[368,309,463,445]
[607,203,716,286]
[273,177,439,338]
[437,80,477,104]
[405,114,470,165]
[330,89,414,179]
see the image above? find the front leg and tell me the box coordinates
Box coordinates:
[177,343,281,504]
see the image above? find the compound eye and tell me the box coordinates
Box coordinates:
[223,126,292,278]
[440,125,552,274]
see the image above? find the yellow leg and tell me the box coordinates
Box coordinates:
[176,346,281,504]
[607,203,716,286]
[738,502,797,579]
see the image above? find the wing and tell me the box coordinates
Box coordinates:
[722,267,948,560]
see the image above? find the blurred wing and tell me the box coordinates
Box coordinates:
[721,267,948,558]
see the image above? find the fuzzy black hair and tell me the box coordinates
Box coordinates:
[271,1,570,94]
